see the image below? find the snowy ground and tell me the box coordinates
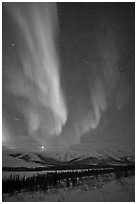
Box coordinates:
[3,172,134,202]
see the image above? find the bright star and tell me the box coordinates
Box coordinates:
[14,118,19,121]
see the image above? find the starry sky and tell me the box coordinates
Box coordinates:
[2,2,135,152]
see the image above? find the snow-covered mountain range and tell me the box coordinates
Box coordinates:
[2,149,135,168]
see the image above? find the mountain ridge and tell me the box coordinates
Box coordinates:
[2,149,135,168]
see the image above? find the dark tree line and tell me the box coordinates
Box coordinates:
[2,166,134,194]
[2,172,79,194]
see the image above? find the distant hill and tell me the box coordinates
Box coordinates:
[2,149,135,169]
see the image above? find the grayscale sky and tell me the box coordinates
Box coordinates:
[2,3,135,152]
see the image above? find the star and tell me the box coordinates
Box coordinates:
[11,43,15,47]
[14,118,19,121]
[118,106,121,110]
[85,60,89,64]
[120,66,123,71]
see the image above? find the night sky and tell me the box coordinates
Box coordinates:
[2,3,135,152]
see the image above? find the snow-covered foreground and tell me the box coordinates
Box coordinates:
[3,172,134,202]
